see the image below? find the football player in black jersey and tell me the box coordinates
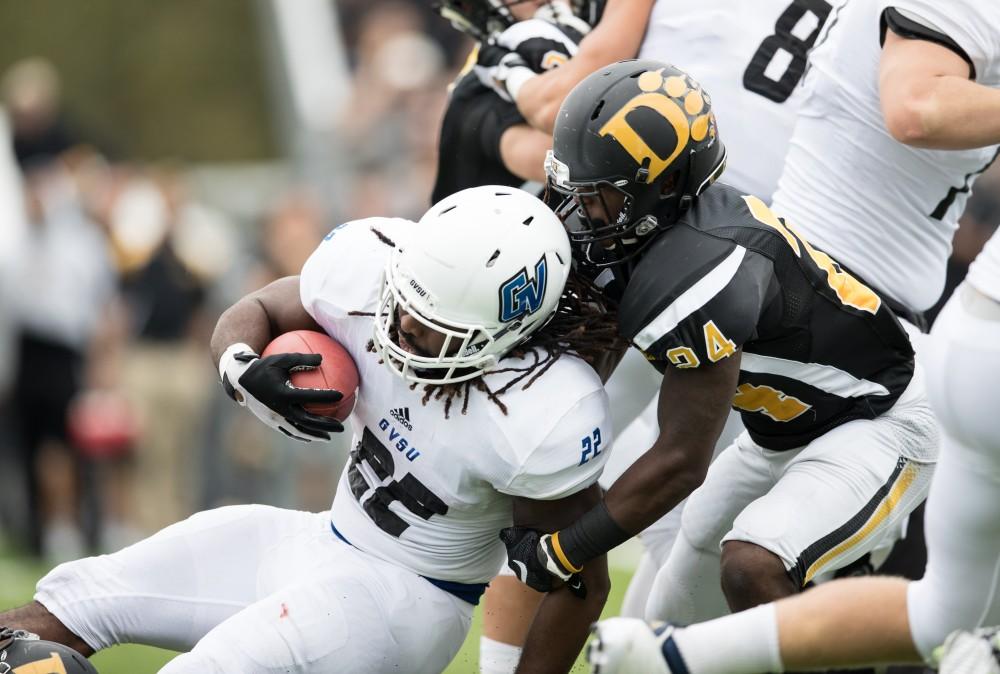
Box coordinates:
[431,5,648,672]
[431,0,595,204]
[501,59,938,626]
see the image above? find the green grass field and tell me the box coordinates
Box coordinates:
[0,554,635,673]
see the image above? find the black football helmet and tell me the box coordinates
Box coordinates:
[545,59,727,276]
[0,628,98,674]
[434,0,600,42]
[434,0,532,41]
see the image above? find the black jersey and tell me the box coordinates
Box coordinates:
[617,183,915,451]
[430,72,528,204]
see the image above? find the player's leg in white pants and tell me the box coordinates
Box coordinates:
[645,432,775,623]
[907,284,1000,658]
[35,505,471,673]
[648,368,937,624]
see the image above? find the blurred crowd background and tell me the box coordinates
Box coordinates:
[0,0,996,564]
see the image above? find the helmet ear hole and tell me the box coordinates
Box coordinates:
[659,172,679,197]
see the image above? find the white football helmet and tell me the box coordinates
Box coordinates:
[373,185,571,384]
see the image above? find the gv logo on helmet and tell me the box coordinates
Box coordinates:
[499,256,548,322]
[598,68,716,184]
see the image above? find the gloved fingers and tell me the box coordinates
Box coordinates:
[283,386,344,404]
[290,408,345,433]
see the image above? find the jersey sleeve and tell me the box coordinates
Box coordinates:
[621,229,772,371]
[499,388,612,501]
[299,217,406,327]
[881,2,1000,84]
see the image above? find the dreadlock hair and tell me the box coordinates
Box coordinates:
[352,226,626,419]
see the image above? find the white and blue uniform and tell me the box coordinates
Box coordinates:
[34,218,612,674]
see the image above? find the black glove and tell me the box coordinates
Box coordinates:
[497,17,587,73]
[220,343,345,442]
[500,526,587,599]
[473,43,532,102]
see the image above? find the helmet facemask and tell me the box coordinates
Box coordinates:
[547,61,728,281]
[371,186,571,387]
[546,150,682,279]
[373,262,505,385]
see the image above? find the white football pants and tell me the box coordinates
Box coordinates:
[647,366,938,623]
[907,283,1000,658]
[35,505,472,673]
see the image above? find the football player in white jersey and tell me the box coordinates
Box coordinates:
[0,186,618,673]
[772,0,1000,319]
[586,233,1000,674]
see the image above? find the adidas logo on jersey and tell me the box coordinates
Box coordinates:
[390,407,412,430]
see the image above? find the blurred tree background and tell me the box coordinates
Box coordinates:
[0,0,276,160]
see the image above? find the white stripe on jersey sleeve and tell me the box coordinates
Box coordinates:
[741,352,890,398]
[633,245,746,351]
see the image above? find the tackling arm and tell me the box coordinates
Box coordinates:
[879,28,1000,149]
[540,352,740,577]
[514,0,655,133]
[512,484,611,674]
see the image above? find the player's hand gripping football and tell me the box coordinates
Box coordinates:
[500,526,587,599]
[219,343,345,442]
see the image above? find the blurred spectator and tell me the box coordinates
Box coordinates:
[0,108,28,401]
[337,2,453,219]
[2,58,81,170]
[114,168,235,534]
[8,156,118,560]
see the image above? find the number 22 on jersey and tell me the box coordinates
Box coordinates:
[742,195,881,314]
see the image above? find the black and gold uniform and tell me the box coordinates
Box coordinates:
[430,72,528,204]
[616,183,914,451]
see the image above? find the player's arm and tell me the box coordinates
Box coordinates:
[514,0,655,133]
[210,275,320,364]
[211,275,343,441]
[600,351,739,532]
[510,484,610,674]
[498,124,551,184]
[879,12,1000,149]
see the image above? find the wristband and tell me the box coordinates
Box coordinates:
[557,500,632,568]
[505,66,536,103]
[218,342,256,381]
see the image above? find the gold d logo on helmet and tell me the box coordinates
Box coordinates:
[598,68,717,184]
[11,652,69,674]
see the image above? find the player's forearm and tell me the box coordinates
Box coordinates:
[604,442,708,533]
[210,276,319,366]
[551,443,707,570]
[884,75,1000,149]
[210,295,275,366]
[516,559,610,674]
[515,61,591,134]
[499,124,551,183]
[515,0,653,133]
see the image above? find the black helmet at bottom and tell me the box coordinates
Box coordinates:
[545,59,726,276]
[0,628,98,674]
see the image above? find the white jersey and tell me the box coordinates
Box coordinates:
[772,0,1000,312]
[299,217,612,585]
[639,0,844,198]
[968,232,1000,302]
